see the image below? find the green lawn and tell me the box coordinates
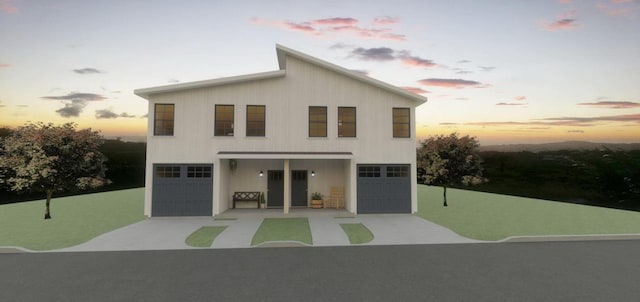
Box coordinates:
[251,218,312,246]
[0,188,145,251]
[185,226,227,247]
[7,185,640,250]
[340,223,374,244]
[418,185,640,241]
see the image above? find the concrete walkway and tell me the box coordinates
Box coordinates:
[55,210,481,252]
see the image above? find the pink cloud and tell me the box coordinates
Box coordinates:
[401,87,430,94]
[400,56,436,68]
[611,0,632,3]
[544,18,578,31]
[251,17,282,28]
[541,113,640,124]
[597,3,634,16]
[380,33,406,41]
[252,18,317,34]
[466,120,594,127]
[373,16,399,25]
[0,0,18,13]
[577,101,640,109]
[396,51,437,68]
[418,78,483,89]
[0,63,10,68]
[514,96,527,101]
[496,102,527,106]
[283,21,317,33]
[251,16,406,41]
[329,25,361,32]
[559,0,573,3]
[312,17,358,25]
[542,11,578,31]
[329,25,406,41]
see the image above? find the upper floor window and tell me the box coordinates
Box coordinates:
[246,105,265,137]
[309,106,327,137]
[338,107,356,137]
[215,105,234,136]
[154,104,174,136]
[393,107,410,138]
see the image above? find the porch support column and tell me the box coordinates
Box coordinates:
[283,159,290,214]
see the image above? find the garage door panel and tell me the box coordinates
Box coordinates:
[152,164,213,216]
[358,164,411,214]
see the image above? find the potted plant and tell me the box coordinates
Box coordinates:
[260,192,266,209]
[310,192,323,209]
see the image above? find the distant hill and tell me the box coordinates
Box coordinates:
[480,141,640,152]
[104,135,147,143]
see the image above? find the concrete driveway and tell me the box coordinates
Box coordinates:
[56,210,480,252]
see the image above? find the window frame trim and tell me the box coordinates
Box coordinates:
[392,107,411,138]
[337,106,357,138]
[246,105,266,137]
[308,106,328,138]
[214,104,235,137]
[153,103,175,136]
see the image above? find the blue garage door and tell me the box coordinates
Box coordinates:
[152,164,213,216]
[357,164,411,214]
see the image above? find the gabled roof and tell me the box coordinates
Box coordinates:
[135,44,428,105]
[276,44,427,105]
[134,70,286,100]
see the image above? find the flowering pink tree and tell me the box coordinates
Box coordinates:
[417,133,484,206]
[0,123,110,219]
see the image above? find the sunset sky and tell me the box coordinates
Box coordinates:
[1,0,639,145]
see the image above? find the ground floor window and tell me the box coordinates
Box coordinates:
[358,166,381,177]
[386,166,409,177]
[188,166,212,178]
[156,166,180,178]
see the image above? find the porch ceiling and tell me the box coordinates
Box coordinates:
[217,151,353,159]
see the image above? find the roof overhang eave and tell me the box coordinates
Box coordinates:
[218,151,354,160]
[134,69,287,100]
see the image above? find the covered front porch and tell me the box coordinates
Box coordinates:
[214,152,356,215]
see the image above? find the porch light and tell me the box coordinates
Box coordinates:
[259,170,264,177]
[311,171,315,177]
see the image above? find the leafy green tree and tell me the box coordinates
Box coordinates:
[0,122,110,219]
[417,133,484,206]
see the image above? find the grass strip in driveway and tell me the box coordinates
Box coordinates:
[418,185,640,241]
[340,223,373,244]
[0,188,145,251]
[186,226,227,247]
[251,218,312,246]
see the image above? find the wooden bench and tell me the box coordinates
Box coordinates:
[233,192,261,209]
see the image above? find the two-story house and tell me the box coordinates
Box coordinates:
[134,44,427,217]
